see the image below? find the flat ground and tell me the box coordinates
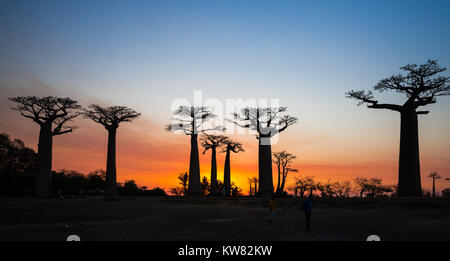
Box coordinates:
[0,197,449,241]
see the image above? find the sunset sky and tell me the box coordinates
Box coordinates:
[1,0,449,194]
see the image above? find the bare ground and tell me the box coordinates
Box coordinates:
[0,197,449,241]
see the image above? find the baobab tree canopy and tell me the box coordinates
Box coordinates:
[9,96,81,135]
[346,60,449,113]
[232,107,298,139]
[83,105,141,130]
[346,60,449,197]
[167,105,222,135]
[8,96,81,197]
[200,134,228,153]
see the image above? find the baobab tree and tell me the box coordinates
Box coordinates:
[346,60,449,196]
[231,107,297,196]
[251,177,258,196]
[83,105,141,200]
[8,96,81,197]
[222,138,244,196]
[272,150,297,197]
[167,106,222,196]
[201,134,228,195]
[248,178,253,196]
[428,172,441,197]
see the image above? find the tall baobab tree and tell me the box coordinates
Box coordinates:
[346,60,449,196]
[201,134,228,195]
[272,150,297,197]
[428,172,441,197]
[8,96,81,197]
[231,107,297,196]
[221,138,244,197]
[167,106,222,196]
[83,105,141,200]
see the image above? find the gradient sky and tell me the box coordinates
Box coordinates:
[1,0,449,194]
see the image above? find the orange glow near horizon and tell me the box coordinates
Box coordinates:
[1,109,448,195]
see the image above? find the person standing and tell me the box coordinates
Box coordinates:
[268,196,276,224]
[302,196,312,231]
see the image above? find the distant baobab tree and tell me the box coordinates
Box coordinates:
[8,96,81,197]
[428,172,441,197]
[272,150,297,197]
[346,60,449,196]
[248,178,253,196]
[167,106,222,196]
[201,134,228,195]
[251,177,258,196]
[231,107,297,196]
[83,105,141,200]
[222,138,244,196]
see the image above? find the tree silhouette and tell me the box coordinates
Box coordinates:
[221,138,244,197]
[251,177,258,196]
[272,150,297,197]
[200,176,210,196]
[428,172,441,197]
[316,180,336,198]
[332,181,352,197]
[292,176,316,198]
[167,106,222,196]
[8,96,81,197]
[177,172,189,195]
[248,178,253,196]
[231,107,297,196]
[353,177,369,198]
[83,105,141,200]
[200,134,228,195]
[347,60,449,196]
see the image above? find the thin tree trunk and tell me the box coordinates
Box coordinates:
[275,164,281,195]
[258,137,273,196]
[398,109,422,196]
[224,148,231,197]
[432,177,435,197]
[35,122,53,198]
[279,171,287,197]
[210,146,217,195]
[105,128,118,200]
[188,134,201,196]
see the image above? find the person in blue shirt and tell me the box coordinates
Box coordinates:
[302,195,312,231]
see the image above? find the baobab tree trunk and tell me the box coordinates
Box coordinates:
[258,137,273,196]
[105,128,118,200]
[35,122,53,198]
[397,109,422,197]
[188,134,201,196]
[210,147,217,195]
[224,148,231,197]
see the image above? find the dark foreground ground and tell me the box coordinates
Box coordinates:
[0,197,449,241]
